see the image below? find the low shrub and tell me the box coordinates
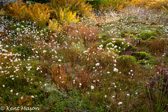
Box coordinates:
[5,2,51,28]
[52,7,79,25]
[49,0,94,18]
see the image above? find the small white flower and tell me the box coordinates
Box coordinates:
[21,96,24,100]
[118,102,123,105]
[31,95,34,98]
[105,95,107,98]
[127,94,130,96]
[93,80,96,83]
[73,80,75,84]
[58,59,62,62]
[36,67,40,70]
[112,96,115,98]
[10,75,14,78]
[113,68,118,72]
[95,63,100,66]
[2,85,5,87]
[43,50,47,53]
[10,89,13,93]
[16,93,19,96]
[91,85,94,90]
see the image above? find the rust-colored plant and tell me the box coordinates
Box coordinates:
[147,39,167,55]
[67,23,100,44]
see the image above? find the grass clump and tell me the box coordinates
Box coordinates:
[138,30,158,40]
[103,38,131,54]
[117,55,137,74]
[87,0,129,11]
[132,52,150,60]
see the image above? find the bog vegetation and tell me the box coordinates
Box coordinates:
[0,0,168,111]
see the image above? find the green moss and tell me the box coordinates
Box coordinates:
[101,35,109,41]
[138,30,157,40]
[103,38,131,53]
[147,36,158,41]
[131,46,138,51]
[138,60,146,65]
[132,52,150,60]
[138,59,155,65]
[118,55,137,63]
[117,55,137,73]
[103,38,112,48]
[120,30,128,37]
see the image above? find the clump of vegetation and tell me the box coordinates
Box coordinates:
[117,55,137,74]
[103,38,131,54]
[6,2,51,28]
[146,67,168,111]
[48,19,62,32]
[132,52,150,60]
[13,45,33,59]
[138,30,158,40]
[147,38,167,55]
[87,0,129,11]
[67,23,100,45]
[131,0,168,9]
[0,9,5,15]
[49,0,94,18]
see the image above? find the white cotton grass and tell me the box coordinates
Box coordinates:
[58,59,62,62]
[113,68,118,72]
[107,71,110,74]
[31,95,34,98]
[10,89,13,93]
[79,83,82,87]
[95,63,100,66]
[91,85,94,90]
[73,80,75,84]
[118,102,123,105]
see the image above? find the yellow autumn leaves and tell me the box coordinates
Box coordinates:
[130,0,168,9]
[6,2,51,28]
[5,0,94,32]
